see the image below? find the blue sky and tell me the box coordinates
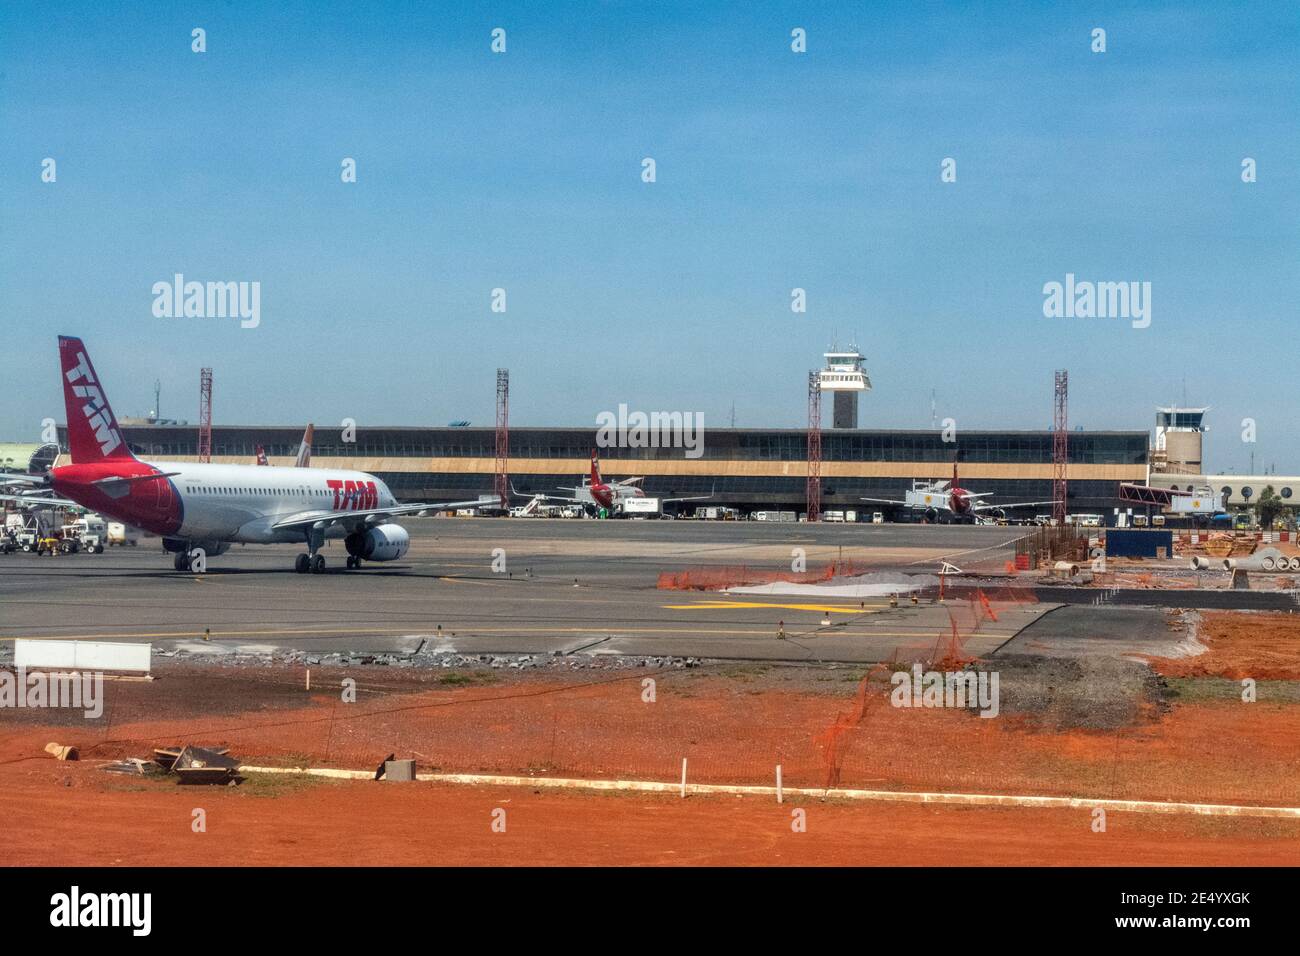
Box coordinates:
[1,1,1296,472]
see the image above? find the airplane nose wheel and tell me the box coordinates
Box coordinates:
[174,552,189,572]
[345,556,361,569]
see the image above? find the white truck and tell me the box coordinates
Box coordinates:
[106,521,142,546]
[621,497,662,518]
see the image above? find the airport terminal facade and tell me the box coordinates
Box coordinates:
[108,424,1150,516]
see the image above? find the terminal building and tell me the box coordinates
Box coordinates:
[102,422,1149,517]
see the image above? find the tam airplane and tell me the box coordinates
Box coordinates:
[862,459,1054,523]
[530,451,712,515]
[0,337,498,574]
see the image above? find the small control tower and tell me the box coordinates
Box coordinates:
[818,344,871,429]
[1153,406,1207,474]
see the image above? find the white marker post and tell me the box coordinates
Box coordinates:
[306,669,311,691]
[680,758,687,798]
[776,764,784,804]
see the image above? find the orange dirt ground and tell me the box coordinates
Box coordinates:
[2,663,1298,807]
[3,608,1299,866]
[1,764,1297,866]
[1145,611,1300,681]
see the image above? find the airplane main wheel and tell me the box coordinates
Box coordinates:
[345,556,359,569]
[310,554,326,574]
[294,553,310,574]
[173,552,189,572]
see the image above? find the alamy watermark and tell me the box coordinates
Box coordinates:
[596,404,704,459]
[890,663,999,718]
[1042,273,1150,329]
[0,668,103,719]
[152,274,261,329]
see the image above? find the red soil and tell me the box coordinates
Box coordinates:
[2,763,1296,867]
[1145,611,1300,681]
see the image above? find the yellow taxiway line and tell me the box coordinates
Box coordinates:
[662,600,887,614]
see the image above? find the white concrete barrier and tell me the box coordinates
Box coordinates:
[14,639,151,674]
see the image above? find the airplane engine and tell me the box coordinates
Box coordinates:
[345,523,410,561]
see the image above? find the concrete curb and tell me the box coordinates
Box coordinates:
[237,765,1300,819]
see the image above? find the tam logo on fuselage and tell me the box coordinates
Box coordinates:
[325,479,378,511]
[65,350,122,456]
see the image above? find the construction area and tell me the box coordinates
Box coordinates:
[1,519,1297,866]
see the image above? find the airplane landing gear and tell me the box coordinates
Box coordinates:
[173,547,207,573]
[345,555,362,570]
[297,527,327,574]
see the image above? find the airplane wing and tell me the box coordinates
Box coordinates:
[661,488,715,504]
[970,499,1057,512]
[0,472,44,487]
[271,496,502,534]
[513,482,582,504]
[0,493,68,507]
[860,496,910,506]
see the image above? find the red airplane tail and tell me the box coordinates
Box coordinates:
[590,449,603,486]
[58,336,136,464]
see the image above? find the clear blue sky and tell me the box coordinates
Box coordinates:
[2,1,1296,472]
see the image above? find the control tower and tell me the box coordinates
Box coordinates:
[817,345,871,429]
[1153,406,1207,474]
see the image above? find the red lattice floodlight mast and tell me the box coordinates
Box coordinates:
[807,370,822,522]
[494,368,509,510]
[1052,369,1068,524]
[198,367,213,464]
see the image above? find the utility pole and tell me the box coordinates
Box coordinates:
[1052,370,1068,524]
[198,368,213,463]
[494,369,509,510]
[806,370,822,522]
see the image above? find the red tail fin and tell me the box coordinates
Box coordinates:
[590,449,602,485]
[295,424,314,468]
[58,336,135,463]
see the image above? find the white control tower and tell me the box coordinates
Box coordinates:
[818,345,871,429]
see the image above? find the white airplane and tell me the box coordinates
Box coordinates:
[862,459,1055,523]
[0,336,499,574]
[523,451,712,516]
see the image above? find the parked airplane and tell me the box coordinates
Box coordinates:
[862,459,1055,523]
[526,451,712,516]
[0,337,498,574]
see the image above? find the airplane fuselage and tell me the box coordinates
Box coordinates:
[49,459,398,544]
[580,481,645,512]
